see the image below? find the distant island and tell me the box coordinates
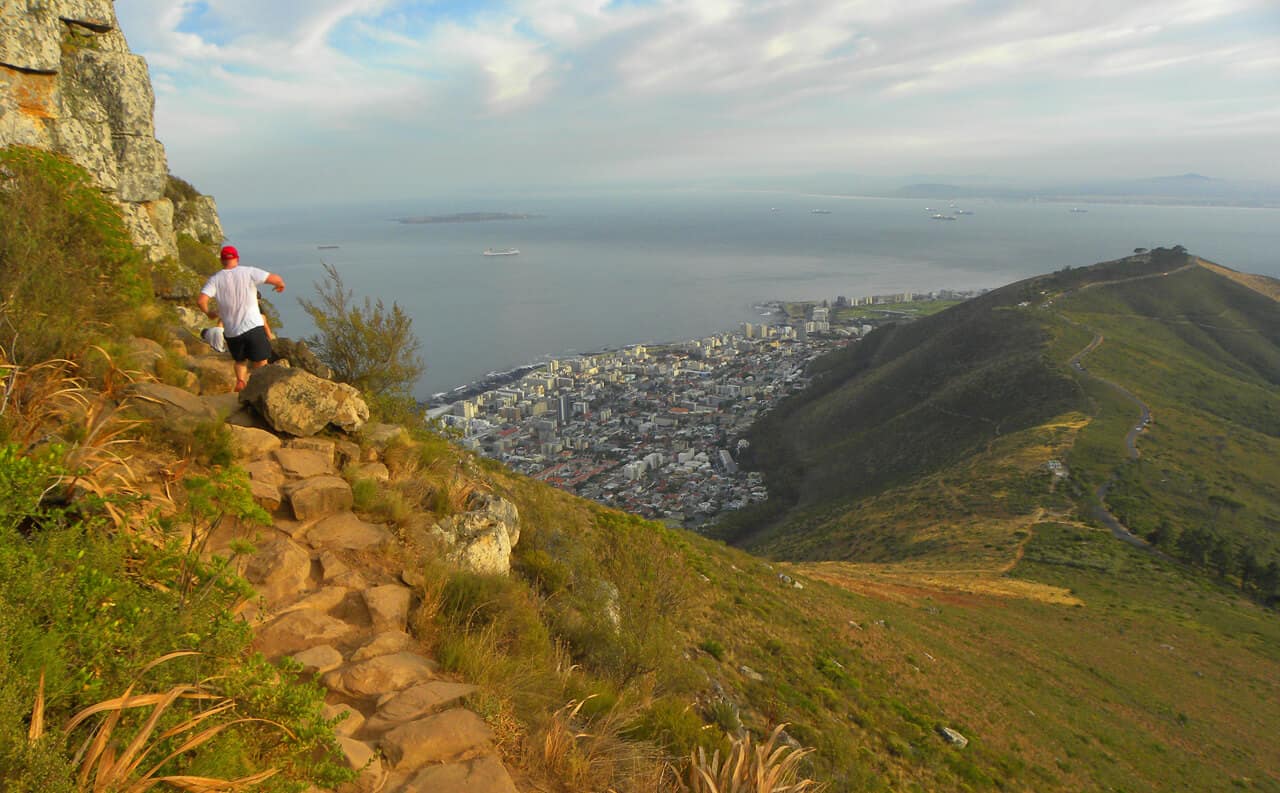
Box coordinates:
[393,212,539,224]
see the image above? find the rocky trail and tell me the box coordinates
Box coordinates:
[128,336,524,793]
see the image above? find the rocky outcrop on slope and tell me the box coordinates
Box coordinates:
[0,0,223,264]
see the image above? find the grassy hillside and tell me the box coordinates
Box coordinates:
[5,149,1278,792]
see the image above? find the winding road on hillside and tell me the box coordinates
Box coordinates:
[1058,268,1182,551]
[1070,332,1150,549]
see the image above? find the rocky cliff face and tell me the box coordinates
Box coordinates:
[0,0,222,264]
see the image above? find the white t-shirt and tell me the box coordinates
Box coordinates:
[200,266,269,337]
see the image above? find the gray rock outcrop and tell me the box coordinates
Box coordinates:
[239,365,370,437]
[431,495,521,576]
[1,0,223,267]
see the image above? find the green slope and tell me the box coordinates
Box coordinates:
[718,247,1280,583]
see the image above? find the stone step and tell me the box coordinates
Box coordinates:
[380,708,493,771]
[390,755,518,793]
[303,511,393,551]
[254,608,358,659]
[283,476,353,521]
[324,651,439,699]
[363,681,478,736]
[276,447,337,479]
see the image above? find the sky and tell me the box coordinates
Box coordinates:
[113,0,1280,208]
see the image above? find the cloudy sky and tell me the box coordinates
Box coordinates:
[114,0,1280,208]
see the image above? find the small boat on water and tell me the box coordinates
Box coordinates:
[317,244,340,249]
[1070,208,1089,213]
[930,213,957,221]
[810,209,832,214]
[953,209,974,215]
[483,248,520,256]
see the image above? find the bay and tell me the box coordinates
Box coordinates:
[219,191,1280,399]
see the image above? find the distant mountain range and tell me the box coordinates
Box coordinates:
[892,174,1280,207]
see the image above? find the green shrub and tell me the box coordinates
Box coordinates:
[631,698,722,755]
[300,262,424,400]
[517,548,571,595]
[0,146,150,363]
[440,572,551,657]
[350,477,379,512]
[177,232,221,278]
[0,448,349,790]
[699,638,726,661]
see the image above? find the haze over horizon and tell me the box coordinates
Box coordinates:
[115,0,1280,209]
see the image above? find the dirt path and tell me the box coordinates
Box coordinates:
[1065,328,1153,551]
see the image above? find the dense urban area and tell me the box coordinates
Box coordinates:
[431,289,983,527]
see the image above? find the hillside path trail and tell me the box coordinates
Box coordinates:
[198,420,524,793]
[1063,324,1153,552]
[1054,300,1167,555]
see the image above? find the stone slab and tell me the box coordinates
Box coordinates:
[380,708,493,770]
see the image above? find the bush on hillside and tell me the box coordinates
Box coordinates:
[300,262,424,412]
[0,451,352,791]
[0,147,151,363]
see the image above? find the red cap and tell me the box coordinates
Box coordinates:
[219,245,239,261]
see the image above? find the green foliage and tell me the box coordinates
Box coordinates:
[177,232,221,278]
[631,698,724,756]
[0,448,348,791]
[699,638,726,661]
[0,146,151,362]
[300,261,424,400]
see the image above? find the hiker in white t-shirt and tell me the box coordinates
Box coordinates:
[196,245,286,392]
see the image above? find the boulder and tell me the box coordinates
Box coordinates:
[199,391,241,417]
[275,447,334,479]
[333,736,384,793]
[227,425,281,461]
[365,681,478,735]
[239,365,369,436]
[124,336,165,371]
[283,476,353,521]
[323,652,438,699]
[254,609,355,659]
[248,479,281,512]
[380,709,493,769]
[305,511,393,552]
[323,702,366,738]
[292,645,344,676]
[287,437,336,467]
[347,462,390,482]
[269,337,333,380]
[395,756,518,793]
[125,382,216,430]
[241,538,312,607]
[334,439,362,468]
[939,726,969,748]
[350,631,417,664]
[186,354,237,394]
[432,495,521,576]
[362,585,412,633]
[332,383,370,432]
[278,585,351,617]
[245,458,285,487]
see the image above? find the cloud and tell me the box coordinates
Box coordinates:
[112,0,1280,203]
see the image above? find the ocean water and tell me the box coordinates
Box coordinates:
[219,192,1280,398]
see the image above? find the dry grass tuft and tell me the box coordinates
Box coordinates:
[0,348,150,526]
[685,724,824,793]
[30,651,288,792]
[537,697,670,793]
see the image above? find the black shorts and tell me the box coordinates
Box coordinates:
[226,325,272,363]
